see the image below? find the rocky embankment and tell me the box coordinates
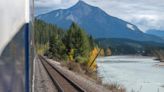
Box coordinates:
[153,50,164,62]
[47,58,110,92]
[33,56,110,92]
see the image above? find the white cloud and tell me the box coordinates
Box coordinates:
[35,0,78,15]
[35,0,61,8]
[83,0,164,31]
[35,0,164,31]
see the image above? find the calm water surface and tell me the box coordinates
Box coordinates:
[97,56,164,92]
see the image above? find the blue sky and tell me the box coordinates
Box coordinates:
[35,0,164,32]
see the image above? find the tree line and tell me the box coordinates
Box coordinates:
[34,19,96,64]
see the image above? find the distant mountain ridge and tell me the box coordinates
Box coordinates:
[96,38,164,55]
[37,1,164,43]
[146,29,164,39]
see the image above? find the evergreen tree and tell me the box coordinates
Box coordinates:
[34,20,96,63]
[48,35,66,60]
[63,22,91,62]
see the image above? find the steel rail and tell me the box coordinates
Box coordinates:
[39,55,86,92]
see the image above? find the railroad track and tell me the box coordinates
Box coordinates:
[39,55,86,92]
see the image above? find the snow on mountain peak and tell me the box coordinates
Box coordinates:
[127,24,135,31]
[55,12,59,17]
[66,14,77,22]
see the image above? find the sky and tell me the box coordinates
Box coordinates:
[35,0,164,32]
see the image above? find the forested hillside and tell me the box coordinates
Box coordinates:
[96,38,164,55]
[34,19,99,70]
[34,19,65,54]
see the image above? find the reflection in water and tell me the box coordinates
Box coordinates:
[0,26,25,92]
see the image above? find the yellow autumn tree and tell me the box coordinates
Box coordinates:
[87,48,99,71]
[68,49,75,61]
[99,48,105,56]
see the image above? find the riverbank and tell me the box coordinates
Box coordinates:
[45,56,126,92]
[46,57,110,92]
[153,50,164,62]
[156,62,164,67]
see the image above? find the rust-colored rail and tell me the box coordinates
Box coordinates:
[39,55,85,92]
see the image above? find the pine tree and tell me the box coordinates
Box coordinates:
[63,22,91,62]
[48,35,66,60]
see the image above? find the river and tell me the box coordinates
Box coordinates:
[97,56,164,92]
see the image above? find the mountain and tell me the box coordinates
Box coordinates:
[146,29,164,39]
[96,38,164,55]
[37,1,164,43]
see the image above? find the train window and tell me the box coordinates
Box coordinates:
[0,0,33,92]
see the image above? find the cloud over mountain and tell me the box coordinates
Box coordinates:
[35,0,164,32]
[37,1,164,43]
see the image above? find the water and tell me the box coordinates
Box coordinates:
[97,56,164,92]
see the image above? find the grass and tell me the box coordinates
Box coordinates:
[61,61,86,73]
[103,83,126,92]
